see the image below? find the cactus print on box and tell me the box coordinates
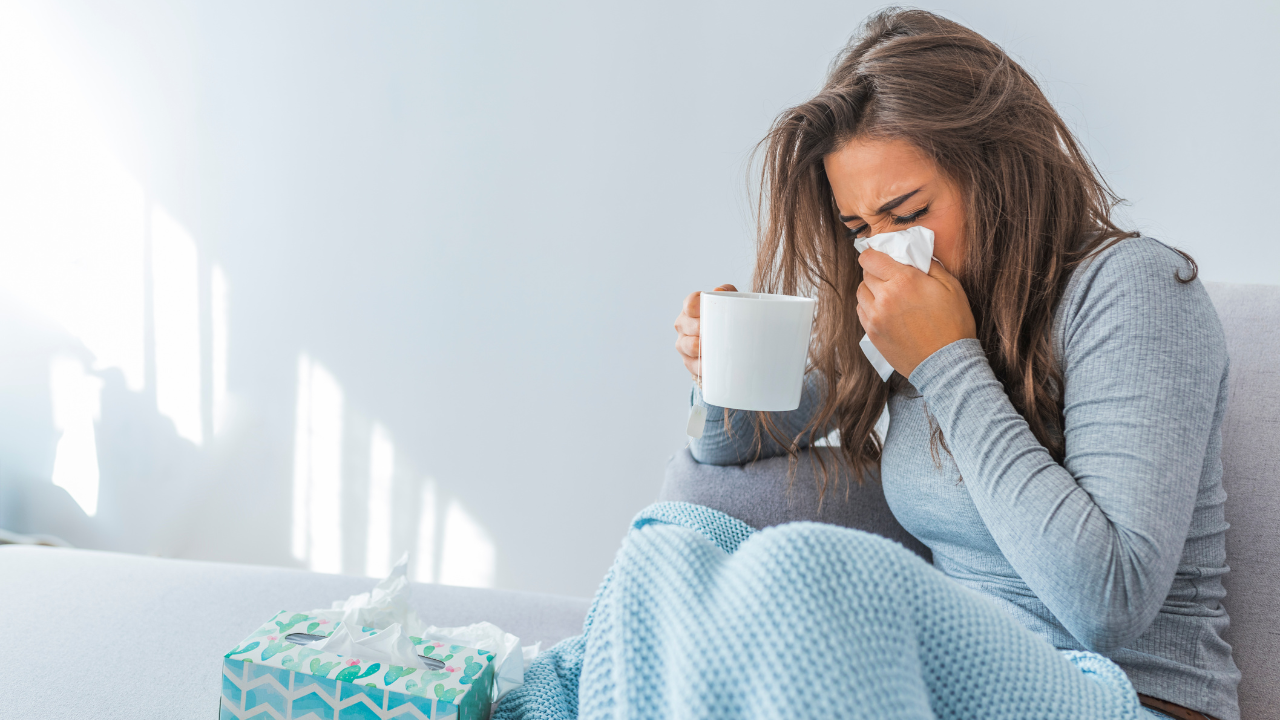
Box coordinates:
[219,610,495,719]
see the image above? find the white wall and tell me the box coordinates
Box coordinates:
[0,0,1275,598]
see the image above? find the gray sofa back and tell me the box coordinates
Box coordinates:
[1205,282,1279,719]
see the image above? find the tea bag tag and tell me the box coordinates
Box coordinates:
[687,318,708,439]
[686,402,707,439]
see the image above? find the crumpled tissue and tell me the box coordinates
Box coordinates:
[302,554,535,701]
[853,225,936,381]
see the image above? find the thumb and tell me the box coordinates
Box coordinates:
[928,258,967,296]
[714,284,738,292]
[927,258,954,282]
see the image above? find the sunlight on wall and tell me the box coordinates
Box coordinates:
[414,479,437,583]
[211,264,229,436]
[48,355,104,516]
[365,423,395,578]
[439,499,496,589]
[292,353,345,574]
[0,4,146,393]
[0,2,230,531]
[151,206,203,446]
[0,3,506,589]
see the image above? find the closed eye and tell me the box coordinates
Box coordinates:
[844,204,929,239]
[890,205,929,226]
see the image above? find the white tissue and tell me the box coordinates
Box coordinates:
[412,620,527,700]
[852,226,936,381]
[304,555,424,665]
[302,554,533,701]
[304,616,421,666]
[522,642,542,670]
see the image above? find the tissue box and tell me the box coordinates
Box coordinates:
[219,611,495,720]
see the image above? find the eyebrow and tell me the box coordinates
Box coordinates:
[838,187,922,223]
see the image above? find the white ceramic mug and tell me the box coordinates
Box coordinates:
[699,291,816,411]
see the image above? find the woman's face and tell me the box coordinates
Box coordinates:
[823,136,966,273]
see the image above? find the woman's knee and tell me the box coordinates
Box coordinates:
[742,521,929,582]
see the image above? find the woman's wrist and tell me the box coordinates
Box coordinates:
[907,338,987,395]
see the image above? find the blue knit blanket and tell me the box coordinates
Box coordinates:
[496,502,1142,719]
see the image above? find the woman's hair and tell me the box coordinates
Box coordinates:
[736,7,1195,499]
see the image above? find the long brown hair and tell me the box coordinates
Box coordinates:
[733,8,1195,499]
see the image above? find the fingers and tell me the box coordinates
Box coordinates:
[926,259,967,299]
[676,283,737,336]
[685,283,738,319]
[683,290,703,319]
[684,357,700,378]
[676,284,735,373]
[856,280,874,307]
[927,258,954,283]
[860,248,939,283]
[675,332,700,359]
[861,270,885,294]
[857,248,902,280]
[674,313,698,337]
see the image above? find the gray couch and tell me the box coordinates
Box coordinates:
[0,283,1274,719]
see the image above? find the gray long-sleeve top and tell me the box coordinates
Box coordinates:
[690,237,1241,720]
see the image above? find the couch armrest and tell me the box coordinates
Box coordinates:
[659,446,931,562]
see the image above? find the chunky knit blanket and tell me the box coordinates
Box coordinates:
[496,502,1142,720]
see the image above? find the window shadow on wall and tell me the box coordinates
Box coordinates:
[0,3,496,586]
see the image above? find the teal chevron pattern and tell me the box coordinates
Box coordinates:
[219,658,495,720]
[222,611,494,710]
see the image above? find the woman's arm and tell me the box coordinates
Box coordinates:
[689,371,833,466]
[909,239,1225,654]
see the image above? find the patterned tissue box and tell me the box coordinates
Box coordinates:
[219,611,496,720]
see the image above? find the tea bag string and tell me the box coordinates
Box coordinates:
[696,304,703,390]
[685,291,708,439]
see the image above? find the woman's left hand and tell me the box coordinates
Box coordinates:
[856,248,978,379]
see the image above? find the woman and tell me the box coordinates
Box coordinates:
[673,8,1239,720]
[496,9,1239,720]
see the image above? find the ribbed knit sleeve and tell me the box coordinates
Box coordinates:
[688,372,832,466]
[907,239,1227,654]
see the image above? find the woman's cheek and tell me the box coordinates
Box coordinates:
[929,200,967,271]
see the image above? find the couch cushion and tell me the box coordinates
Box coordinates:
[0,546,589,719]
[660,445,932,561]
[1205,281,1280,719]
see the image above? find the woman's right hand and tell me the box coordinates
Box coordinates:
[674,284,737,380]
